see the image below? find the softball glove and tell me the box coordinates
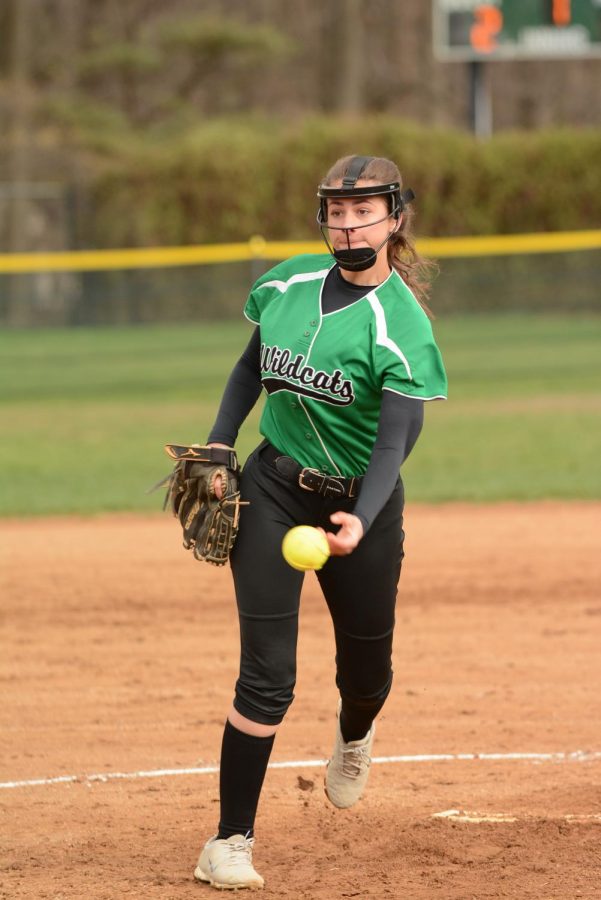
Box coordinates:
[162,444,244,566]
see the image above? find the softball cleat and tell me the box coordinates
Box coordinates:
[194,834,264,890]
[325,704,375,809]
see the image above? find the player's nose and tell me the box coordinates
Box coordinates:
[337,212,358,230]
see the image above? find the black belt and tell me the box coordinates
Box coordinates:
[261,444,360,499]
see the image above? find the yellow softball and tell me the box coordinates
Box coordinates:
[281,525,331,572]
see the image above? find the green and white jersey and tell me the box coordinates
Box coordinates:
[245,254,447,478]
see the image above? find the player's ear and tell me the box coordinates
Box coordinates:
[390,213,402,234]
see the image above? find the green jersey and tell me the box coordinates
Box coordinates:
[245,254,447,478]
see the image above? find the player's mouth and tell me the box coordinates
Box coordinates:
[334,240,370,249]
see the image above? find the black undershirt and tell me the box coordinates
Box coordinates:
[207,266,424,533]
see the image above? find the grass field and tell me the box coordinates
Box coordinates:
[1,314,600,516]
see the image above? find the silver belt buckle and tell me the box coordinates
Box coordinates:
[298,467,321,491]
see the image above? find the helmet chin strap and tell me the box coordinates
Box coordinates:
[320,214,400,273]
[331,230,392,272]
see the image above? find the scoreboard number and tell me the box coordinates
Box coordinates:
[433,0,601,60]
[552,1,571,27]
[470,5,504,53]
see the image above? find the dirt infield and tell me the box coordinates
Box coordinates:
[2,503,601,899]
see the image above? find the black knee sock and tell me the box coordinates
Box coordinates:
[339,698,383,744]
[217,719,275,840]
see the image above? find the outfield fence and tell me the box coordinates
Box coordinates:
[1,230,600,325]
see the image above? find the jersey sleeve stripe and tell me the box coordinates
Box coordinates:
[258,269,330,294]
[382,386,447,401]
[257,278,288,292]
[366,293,413,380]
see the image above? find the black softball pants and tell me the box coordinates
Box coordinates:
[229,442,405,726]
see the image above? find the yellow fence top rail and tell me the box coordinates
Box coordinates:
[1,230,600,273]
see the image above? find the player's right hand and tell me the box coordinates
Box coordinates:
[320,512,364,556]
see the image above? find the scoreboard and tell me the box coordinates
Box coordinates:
[433,0,601,60]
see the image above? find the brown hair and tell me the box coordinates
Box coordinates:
[321,155,436,317]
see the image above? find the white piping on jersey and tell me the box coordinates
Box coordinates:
[298,397,342,476]
[322,296,367,317]
[250,264,344,474]
[257,269,330,294]
[383,386,447,401]
[321,266,396,317]
[366,292,413,380]
[297,272,342,476]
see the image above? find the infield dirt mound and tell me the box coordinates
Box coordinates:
[1,502,600,899]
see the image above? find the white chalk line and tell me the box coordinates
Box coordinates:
[1,749,600,791]
[432,809,601,824]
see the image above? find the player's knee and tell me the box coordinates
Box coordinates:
[234,677,295,725]
[338,671,393,708]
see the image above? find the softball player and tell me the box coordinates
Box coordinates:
[193,155,447,890]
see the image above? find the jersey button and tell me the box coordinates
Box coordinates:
[310,320,317,326]
[290,401,298,408]
[303,330,310,337]
[305,433,312,440]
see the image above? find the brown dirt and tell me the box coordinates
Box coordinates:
[1,503,601,900]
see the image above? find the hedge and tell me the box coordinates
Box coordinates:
[85,115,601,248]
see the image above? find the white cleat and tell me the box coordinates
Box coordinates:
[194,834,264,891]
[325,703,375,809]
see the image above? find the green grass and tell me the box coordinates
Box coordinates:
[1,315,600,516]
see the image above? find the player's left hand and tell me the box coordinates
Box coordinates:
[206,442,231,499]
[322,512,364,556]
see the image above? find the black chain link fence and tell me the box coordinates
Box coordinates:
[1,249,599,327]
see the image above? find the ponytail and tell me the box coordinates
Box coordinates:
[387,212,437,319]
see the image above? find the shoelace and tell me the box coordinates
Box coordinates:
[341,743,372,778]
[224,838,254,862]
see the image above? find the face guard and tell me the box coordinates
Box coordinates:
[317,156,415,272]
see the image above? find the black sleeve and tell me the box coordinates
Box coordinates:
[206,327,263,446]
[352,392,424,535]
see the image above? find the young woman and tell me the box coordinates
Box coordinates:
[193,155,447,890]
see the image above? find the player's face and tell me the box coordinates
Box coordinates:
[325,185,396,254]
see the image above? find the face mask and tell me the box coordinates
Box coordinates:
[316,156,414,272]
[320,209,399,272]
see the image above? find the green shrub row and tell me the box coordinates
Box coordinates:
[86,115,601,248]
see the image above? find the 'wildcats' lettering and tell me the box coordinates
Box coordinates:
[260,343,355,406]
